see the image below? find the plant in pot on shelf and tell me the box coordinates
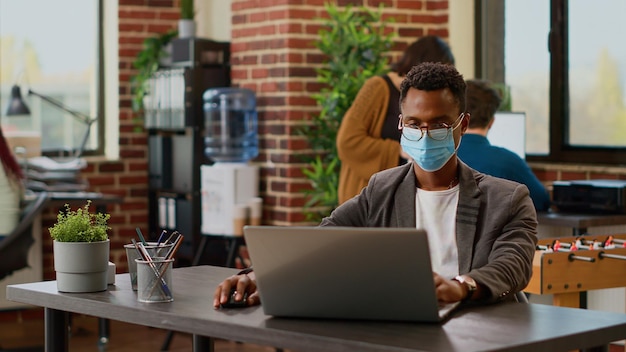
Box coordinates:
[178,0,196,38]
[49,201,111,293]
[131,29,178,130]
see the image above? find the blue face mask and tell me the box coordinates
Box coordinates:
[400,126,460,172]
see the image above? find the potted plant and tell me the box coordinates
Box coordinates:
[300,3,394,221]
[178,0,196,38]
[49,201,111,293]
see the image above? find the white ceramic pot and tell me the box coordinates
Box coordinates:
[178,19,196,38]
[53,239,110,293]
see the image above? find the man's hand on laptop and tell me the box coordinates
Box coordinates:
[434,273,471,303]
[213,272,260,309]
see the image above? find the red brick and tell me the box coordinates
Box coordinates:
[560,172,588,180]
[397,0,423,10]
[99,163,125,173]
[426,0,449,10]
[410,14,448,24]
[367,0,393,7]
[118,10,157,19]
[427,28,449,37]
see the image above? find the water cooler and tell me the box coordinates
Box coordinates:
[201,88,260,235]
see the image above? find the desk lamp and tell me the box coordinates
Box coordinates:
[5,84,97,159]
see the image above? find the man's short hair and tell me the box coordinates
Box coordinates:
[399,62,466,114]
[465,79,502,129]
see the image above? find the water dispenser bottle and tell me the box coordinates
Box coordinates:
[203,87,258,162]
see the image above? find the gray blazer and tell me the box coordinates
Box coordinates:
[320,161,538,302]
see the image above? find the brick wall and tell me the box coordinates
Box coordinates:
[230,0,451,226]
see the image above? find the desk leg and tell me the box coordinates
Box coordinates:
[45,308,69,352]
[94,204,112,349]
[192,236,209,266]
[192,335,214,352]
[98,317,110,346]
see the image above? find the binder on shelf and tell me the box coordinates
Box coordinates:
[158,197,168,229]
[167,197,176,229]
[172,135,193,193]
[148,135,173,189]
[175,198,193,258]
[145,68,186,130]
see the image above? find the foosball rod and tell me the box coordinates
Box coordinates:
[598,251,626,261]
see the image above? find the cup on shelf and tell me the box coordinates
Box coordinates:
[248,197,263,226]
[124,242,174,290]
[232,204,248,236]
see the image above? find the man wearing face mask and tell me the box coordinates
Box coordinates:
[213,62,538,308]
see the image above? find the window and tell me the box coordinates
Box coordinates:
[0,0,103,157]
[482,0,626,164]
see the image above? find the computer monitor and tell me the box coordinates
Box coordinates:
[487,111,526,160]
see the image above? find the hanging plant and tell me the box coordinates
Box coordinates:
[130,29,178,128]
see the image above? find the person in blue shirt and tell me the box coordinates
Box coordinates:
[457,80,551,211]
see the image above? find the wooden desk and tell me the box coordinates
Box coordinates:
[7,265,626,352]
[538,211,626,236]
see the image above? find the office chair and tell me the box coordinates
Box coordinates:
[515,291,530,303]
[0,191,49,352]
[0,191,49,281]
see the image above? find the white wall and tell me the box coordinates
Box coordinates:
[449,1,475,79]
[196,0,232,42]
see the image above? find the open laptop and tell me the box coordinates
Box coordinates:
[242,226,460,323]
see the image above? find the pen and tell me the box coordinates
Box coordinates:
[162,233,182,259]
[147,234,184,297]
[135,227,148,246]
[163,231,177,245]
[156,230,167,245]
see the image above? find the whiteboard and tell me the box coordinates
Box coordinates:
[487,112,526,160]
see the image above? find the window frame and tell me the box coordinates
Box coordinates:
[479,0,626,165]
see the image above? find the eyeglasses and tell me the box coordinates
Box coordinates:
[399,113,465,141]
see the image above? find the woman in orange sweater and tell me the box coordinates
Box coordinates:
[336,36,455,204]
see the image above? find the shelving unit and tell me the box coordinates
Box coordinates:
[146,38,231,265]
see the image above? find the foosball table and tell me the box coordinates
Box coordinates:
[524,234,626,308]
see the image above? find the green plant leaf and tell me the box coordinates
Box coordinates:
[299,3,395,220]
[49,201,110,242]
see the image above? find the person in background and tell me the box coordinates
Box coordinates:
[457,79,551,212]
[214,62,538,308]
[336,35,455,205]
[0,127,25,240]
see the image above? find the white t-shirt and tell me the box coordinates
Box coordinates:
[0,165,21,236]
[415,185,460,279]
